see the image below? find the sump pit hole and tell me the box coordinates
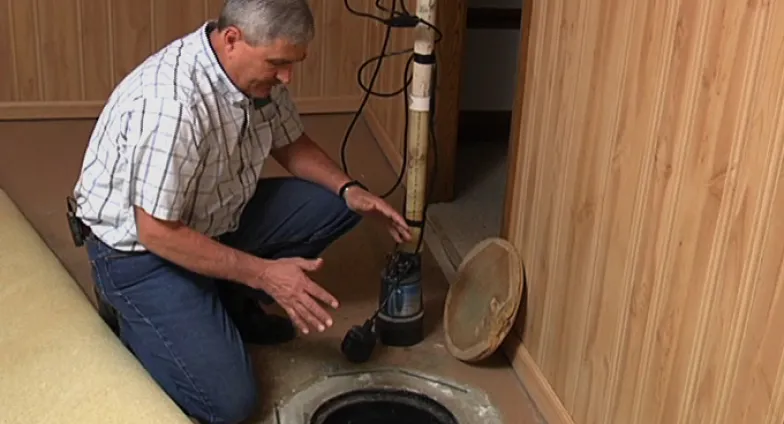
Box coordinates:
[309,388,459,424]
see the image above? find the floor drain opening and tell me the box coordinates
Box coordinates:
[309,388,459,424]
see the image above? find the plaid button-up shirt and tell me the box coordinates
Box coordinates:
[73,21,305,252]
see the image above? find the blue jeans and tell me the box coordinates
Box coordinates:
[85,177,361,424]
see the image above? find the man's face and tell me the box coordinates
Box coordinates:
[219,27,308,98]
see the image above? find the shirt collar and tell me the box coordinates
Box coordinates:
[199,21,250,107]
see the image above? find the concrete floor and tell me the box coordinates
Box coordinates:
[0,114,543,424]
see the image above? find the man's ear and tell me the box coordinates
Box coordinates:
[222,26,243,51]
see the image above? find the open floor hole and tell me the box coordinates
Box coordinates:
[309,388,459,424]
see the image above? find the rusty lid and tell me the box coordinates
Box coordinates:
[443,237,524,362]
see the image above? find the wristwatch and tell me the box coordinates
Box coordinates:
[339,180,367,199]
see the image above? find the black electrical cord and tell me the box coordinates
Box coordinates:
[342,0,442,254]
[340,0,398,195]
[372,0,409,18]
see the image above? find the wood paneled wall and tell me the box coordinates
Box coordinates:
[503,0,784,423]
[0,0,462,201]
[0,0,366,119]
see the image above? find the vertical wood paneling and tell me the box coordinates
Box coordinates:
[0,0,15,101]
[292,0,326,99]
[37,0,82,101]
[322,2,366,98]
[9,0,43,101]
[504,0,784,423]
[152,0,205,49]
[205,0,224,19]
[111,0,152,86]
[0,0,371,118]
[80,0,113,101]
[0,0,462,201]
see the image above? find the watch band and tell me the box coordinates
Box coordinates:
[339,180,367,199]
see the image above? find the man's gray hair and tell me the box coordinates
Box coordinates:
[217,0,315,46]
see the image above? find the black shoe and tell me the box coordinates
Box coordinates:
[231,299,297,345]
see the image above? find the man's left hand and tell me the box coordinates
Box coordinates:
[344,187,412,243]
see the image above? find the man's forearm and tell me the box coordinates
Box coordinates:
[134,207,264,286]
[272,134,352,195]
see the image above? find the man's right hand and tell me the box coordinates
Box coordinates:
[252,257,338,335]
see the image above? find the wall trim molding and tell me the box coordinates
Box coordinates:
[0,97,364,121]
[503,333,575,424]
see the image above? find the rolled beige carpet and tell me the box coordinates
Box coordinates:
[0,189,193,424]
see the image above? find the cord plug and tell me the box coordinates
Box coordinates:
[340,319,377,363]
[385,14,420,28]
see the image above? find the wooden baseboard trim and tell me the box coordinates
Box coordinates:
[299,97,364,114]
[0,96,363,121]
[503,332,575,424]
[0,101,105,120]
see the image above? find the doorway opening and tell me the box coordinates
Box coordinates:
[426,1,525,278]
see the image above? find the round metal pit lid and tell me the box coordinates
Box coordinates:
[443,237,524,362]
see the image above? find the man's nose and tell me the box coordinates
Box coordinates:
[277,67,292,84]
